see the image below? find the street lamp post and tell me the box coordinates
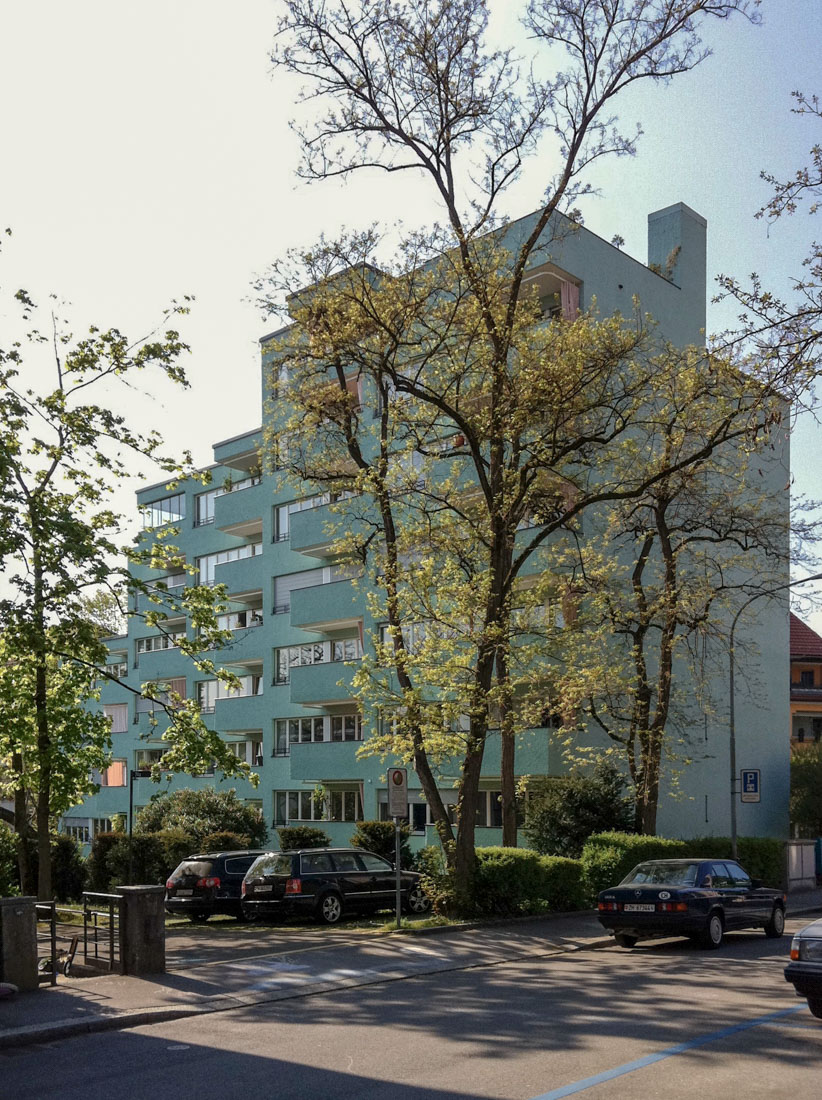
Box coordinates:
[728,572,822,860]
[127,768,152,885]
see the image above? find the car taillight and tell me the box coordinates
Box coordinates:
[598,901,619,911]
[166,879,174,890]
[285,877,302,895]
[657,901,688,912]
[241,880,247,896]
[196,876,220,888]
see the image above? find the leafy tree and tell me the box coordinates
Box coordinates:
[277,825,332,849]
[350,820,412,867]
[135,788,268,849]
[523,761,633,858]
[0,247,252,898]
[262,0,787,905]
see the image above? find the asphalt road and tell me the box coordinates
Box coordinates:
[4,918,820,1100]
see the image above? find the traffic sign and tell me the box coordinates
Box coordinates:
[388,767,408,817]
[740,769,761,803]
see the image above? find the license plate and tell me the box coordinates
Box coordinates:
[255,885,273,893]
[176,889,193,897]
[623,903,655,912]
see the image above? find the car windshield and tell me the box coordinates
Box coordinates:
[170,860,213,881]
[621,862,701,886]
[250,853,291,877]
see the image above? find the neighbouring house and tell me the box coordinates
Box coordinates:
[790,613,822,748]
[60,203,790,849]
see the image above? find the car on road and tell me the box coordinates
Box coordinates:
[241,846,432,924]
[597,857,786,949]
[165,849,269,921]
[785,916,822,1019]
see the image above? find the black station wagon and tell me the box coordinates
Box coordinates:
[241,847,431,924]
[165,849,269,921]
[597,857,786,949]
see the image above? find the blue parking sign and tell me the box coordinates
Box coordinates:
[740,769,760,803]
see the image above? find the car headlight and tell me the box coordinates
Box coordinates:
[795,937,822,962]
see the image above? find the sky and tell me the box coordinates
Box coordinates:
[2,0,822,621]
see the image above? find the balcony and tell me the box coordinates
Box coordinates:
[290,579,364,632]
[215,480,264,536]
[290,503,369,557]
[213,428,262,471]
[287,739,363,780]
[288,662,358,706]
[213,692,268,728]
[213,550,265,594]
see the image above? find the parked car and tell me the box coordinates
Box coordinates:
[165,849,269,921]
[785,917,822,1019]
[241,847,431,924]
[597,857,786,949]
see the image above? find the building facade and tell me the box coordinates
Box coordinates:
[62,203,791,849]
[790,613,822,748]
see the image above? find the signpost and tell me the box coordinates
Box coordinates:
[388,768,407,929]
[740,769,761,804]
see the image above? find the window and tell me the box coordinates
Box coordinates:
[329,789,363,823]
[93,818,113,836]
[275,495,329,541]
[106,662,128,681]
[273,789,324,825]
[332,638,363,663]
[273,564,361,613]
[800,670,815,687]
[474,790,504,828]
[197,675,263,712]
[275,716,326,755]
[136,749,169,770]
[135,632,186,662]
[217,609,263,631]
[134,679,186,717]
[195,489,219,526]
[229,739,264,766]
[140,493,185,529]
[99,760,127,787]
[196,542,263,585]
[103,704,128,734]
[331,714,361,742]
[275,642,326,684]
[63,820,90,843]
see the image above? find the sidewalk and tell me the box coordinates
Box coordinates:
[2,890,820,1051]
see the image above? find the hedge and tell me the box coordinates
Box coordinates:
[581,832,787,900]
[350,820,412,867]
[472,847,586,916]
[276,826,331,850]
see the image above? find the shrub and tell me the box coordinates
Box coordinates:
[87,832,124,892]
[349,820,412,867]
[539,856,587,911]
[0,823,20,897]
[580,832,688,899]
[135,788,268,848]
[200,831,254,853]
[524,761,634,858]
[51,834,87,901]
[277,825,331,850]
[474,847,546,915]
[412,845,446,878]
[104,833,165,888]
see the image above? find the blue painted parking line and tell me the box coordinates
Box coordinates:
[530,1004,806,1100]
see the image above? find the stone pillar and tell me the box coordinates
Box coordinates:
[116,886,166,975]
[0,897,38,992]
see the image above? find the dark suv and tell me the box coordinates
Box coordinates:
[165,849,269,921]
[241,847,431,924]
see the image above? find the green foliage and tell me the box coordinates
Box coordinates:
[50,834,87,901]
[523,761,633,857]
[539,856,588,912]
[87,832,124,893]
[102,829,198,888]
[349,820,412,867]
[276,825,331,850]
[580,832,689,899]
[135,788,267,849]
[791,746,822,836]
[0,824,20,897]
[412,845,446,878]
[580,831,786,899]
[200,832,255,853]
[469,847,586,916]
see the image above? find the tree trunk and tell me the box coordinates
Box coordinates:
[33,546,53,901]
[497,648,517,846]
[13,756,35,896]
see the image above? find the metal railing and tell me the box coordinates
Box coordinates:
[35,902,82,984]
[82,892,122,972]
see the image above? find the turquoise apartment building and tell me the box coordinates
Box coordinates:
[61,203,791,850]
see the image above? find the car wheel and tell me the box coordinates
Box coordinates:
[614,933,638,949]
[764,904,785,938]
[317,892,344,925]
[403,885,431,915]
[700,912,724,949]
[807,999,822,1020]
[187,912,210,923]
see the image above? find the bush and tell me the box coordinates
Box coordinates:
[580,832,688,899]
[474,847,547,915]
[412,845,446,878]
[51,834,87,901]
[539,856,587,911]
[349,820,412,867]
[136,788,268,848]
[277,825,331,850]
[87,832,124,892]
[0,824,20,897]
[524,761,633,858]
[200,831,255,853]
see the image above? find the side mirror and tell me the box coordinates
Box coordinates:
[750,878,762,890]
[700,877,713,888]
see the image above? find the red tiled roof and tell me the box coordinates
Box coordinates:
[790,612,822,659]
